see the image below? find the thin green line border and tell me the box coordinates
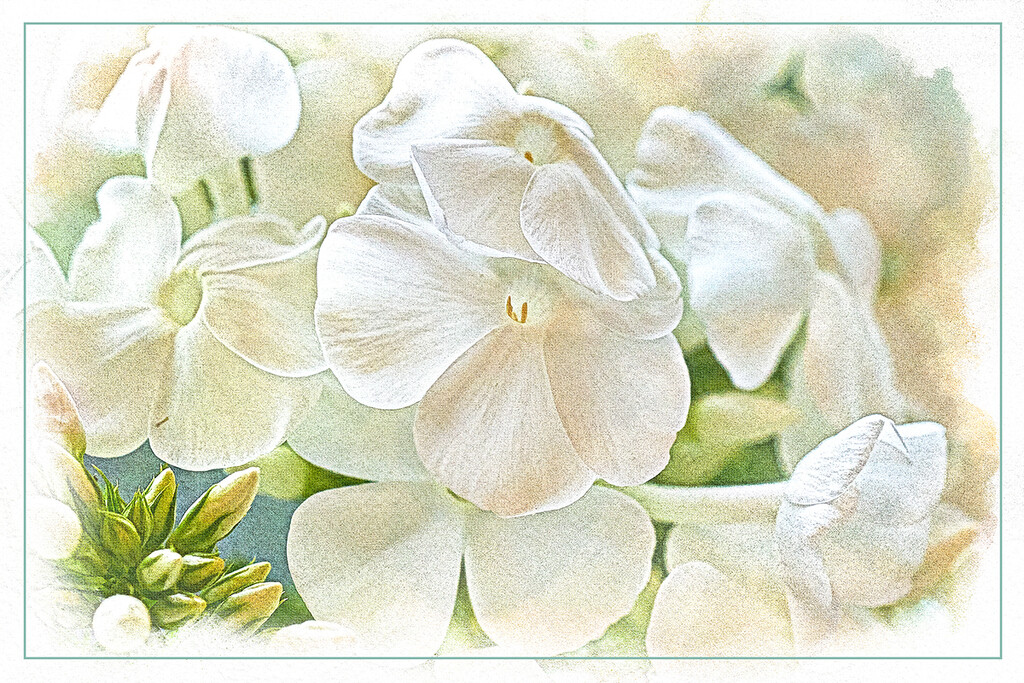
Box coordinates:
[19,20,1003,663]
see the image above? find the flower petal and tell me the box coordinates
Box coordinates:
[356,183,432,226]
[147,318,320,469]
[646,561,792,657]
[582,248,683,339]
[353,39,519,185]
[287,373,430,482]
[178,215,326,275]
[201,251,325,377]
[146,26,301,192]
[315,215,508,409]
[410,139,540,261]
[683,193,817,390]
[26,301,176,457]
[543,311,688,485]
[803,272,907,427]
[27,231,67,306]
[464,486,654,655]
[521,161,655,301]
[287,482,465,657]
[628,106,824,239]
[415,326,596,517]
[822,208,882,301]
[68,176,181,305]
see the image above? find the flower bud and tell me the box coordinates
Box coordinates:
[29,440,100,517]
[202,561,271,604]
[775,414,947,646]
[124,493,154,549]
[99,510,142,568]
[213,581,282,635]
[144,468,177,548]
[27,495,82,560]
[150,592,207,628]
[168,468,259,554]
[92,594,150,652]
[137,549,184,592]
[176,554,226,592]
[30,362,87,460]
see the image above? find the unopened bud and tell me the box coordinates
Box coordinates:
[92,594,150,652]
[124,493,154,549]
[213,581,282,635]
[176,554,225,592]
[99,511,142,568]
[144,468,177,548]
[202,562,271,604]
[27,495,82,560]
[30,439,101,514]
[137,549,184,592]
[30,363,87,460]
[150,592,207,628]
[168,468,259,554]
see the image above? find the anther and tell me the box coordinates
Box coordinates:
[506,296,528,324]
[524,151,534,163]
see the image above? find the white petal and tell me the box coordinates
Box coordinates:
[26,301,176,457]
[27,496,82,561]
[521,161,655,301]
[822,208,882,301]
[147,318,320,469]
[518,95,593,140]
[92,45,163,153]
[353,39,519,185]
[544,311,688,485]
[201,251,325,377]
[410,139,539,260]
[315,215,507,409]
[803,272,907,427]
[415,326,595,517]
[785,414,902,506]
[646,561,792,657]
[146,26,301,192]
[287,373,430,482]
[355,183,432,226]
[68,176,181,305]
[894,421,949,519]
[464,486,654,655]
[683,193,817,390]
[775,501,841,624]
[583,248,684,339]
[178,214,326,275]
[287,482,464,657]
[628,106,824,239]
[27,231,67,306]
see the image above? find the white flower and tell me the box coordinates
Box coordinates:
[27,176,325,468]
[354,38,663,301]
[93,26,301,193]
[314,206,689,516]
[627,107,907,473]
[287,480,655,656]
[775,414,948,646]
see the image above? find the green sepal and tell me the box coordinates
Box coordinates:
[92,466,125,514]
[202,561,271,605]
[124,492,154,551]
[144,467,178,549]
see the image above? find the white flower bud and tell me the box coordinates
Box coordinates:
[775,414,947,645]
[27,495,82,560]
[92,595,151,652]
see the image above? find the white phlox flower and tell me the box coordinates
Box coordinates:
[27,175,326,468]
[627,106,903,407]
[775,414,948,648]
[287,478,655,657]
[316,41,690,517]
[93,25,301,193]
[353,38,664,302]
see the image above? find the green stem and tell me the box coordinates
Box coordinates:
[614,481,787,525]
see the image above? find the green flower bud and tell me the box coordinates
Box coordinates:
[167,468,260,554]
[136,549,183,593]
[213,581,282,635]
[124,493,154,549]
[150,592,207,628]
[176,554,225,592]
[144,468,177,548]
[202,562,272,604]
[98,511,142,569]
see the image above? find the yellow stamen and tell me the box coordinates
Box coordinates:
[506,296,528,324]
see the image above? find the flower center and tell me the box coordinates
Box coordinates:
[513,117,560,166]
[495,260,562,328]
[157,269,203,326]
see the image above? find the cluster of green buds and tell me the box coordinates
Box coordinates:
[59,461,282,647]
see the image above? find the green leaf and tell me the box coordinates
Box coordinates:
[225,443,367,501]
